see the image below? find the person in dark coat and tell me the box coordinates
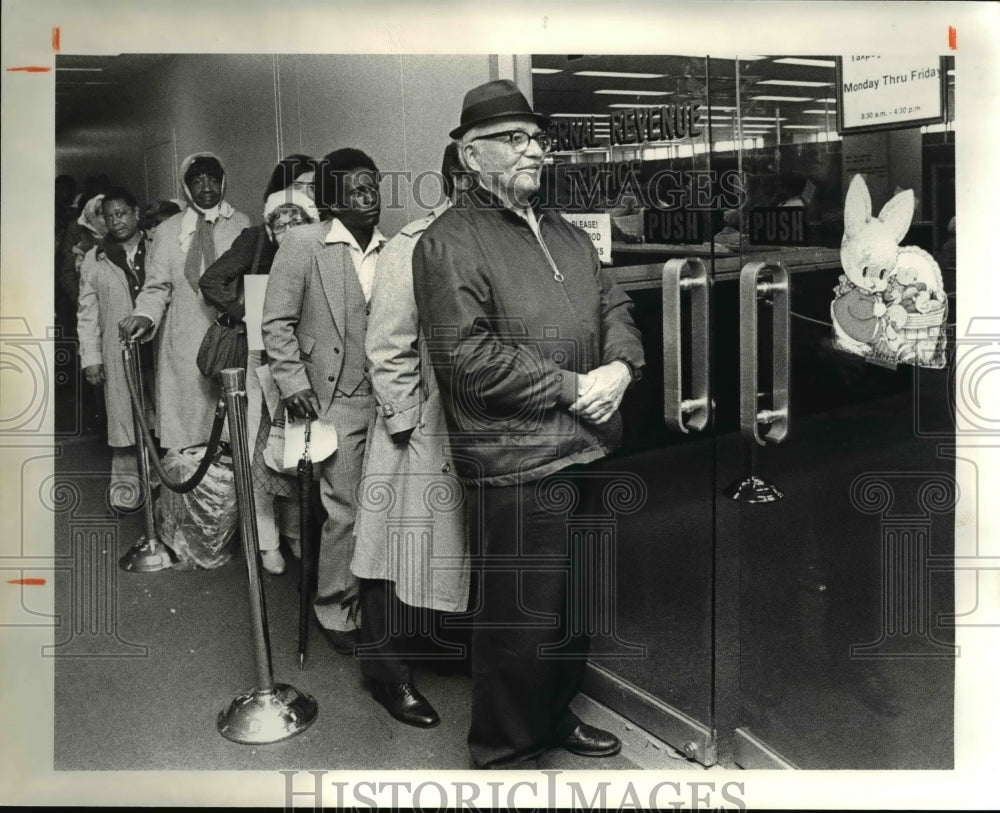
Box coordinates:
[199,179,319,575]
[412,80,646,768]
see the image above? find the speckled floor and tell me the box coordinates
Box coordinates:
[51,432,691,772]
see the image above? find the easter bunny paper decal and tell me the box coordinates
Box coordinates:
[831,174,948,368]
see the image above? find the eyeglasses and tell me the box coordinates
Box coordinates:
[469,129,553,154]
[269,218,305,235]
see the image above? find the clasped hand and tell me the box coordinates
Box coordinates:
[568,361,630,425]
[284,388,320,421]
[118,314,153,342]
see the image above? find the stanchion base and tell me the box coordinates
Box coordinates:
[217,684,318,744]
[119,536,177,572]
[726,475,784,503]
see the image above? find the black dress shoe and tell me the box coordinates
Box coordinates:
[371,682,440,729]
[560,723,622,757]
[319,627,359,655]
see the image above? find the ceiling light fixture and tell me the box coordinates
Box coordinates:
[751,95,814,102]
[531,68,562,74]
[606,102,672,108]
[575,71,665,79]
[595,89,672,96]
[772,58,837,68]
[757,79,831,87]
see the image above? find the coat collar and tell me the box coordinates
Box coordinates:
[95,231,146,264]
[458,183,553,221]
[323,217,387,254]
[178,200,236,253]
[399,202,450,238]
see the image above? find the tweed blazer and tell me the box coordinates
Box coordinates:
[261,221,369,413]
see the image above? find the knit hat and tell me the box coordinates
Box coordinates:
[263,189,320,224]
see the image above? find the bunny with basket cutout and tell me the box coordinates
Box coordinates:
[832,174,947,368]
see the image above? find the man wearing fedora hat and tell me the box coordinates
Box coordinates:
[413,79,646,768]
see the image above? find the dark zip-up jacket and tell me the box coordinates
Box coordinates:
[413,185,645,486]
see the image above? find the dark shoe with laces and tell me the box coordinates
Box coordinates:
[560,723,622,757]
[371,681,440,728]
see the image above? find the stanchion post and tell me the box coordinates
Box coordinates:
[118,338,175,572]
[216,367,318,744]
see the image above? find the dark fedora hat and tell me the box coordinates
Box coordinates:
[450,79,549,140]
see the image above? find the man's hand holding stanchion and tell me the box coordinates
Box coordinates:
[568,360,631,425]
[83,364,106,386]
[118,314,153,343]
[284,388,320,421]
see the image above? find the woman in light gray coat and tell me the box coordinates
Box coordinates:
[77,188,155,510]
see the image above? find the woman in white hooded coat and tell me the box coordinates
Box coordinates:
[119,152,250,450]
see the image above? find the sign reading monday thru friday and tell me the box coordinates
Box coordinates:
[837,56,946,133]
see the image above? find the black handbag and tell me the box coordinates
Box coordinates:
[196,314,248,379]
[196,227,265,379]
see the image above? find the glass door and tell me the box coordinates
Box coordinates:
[532,54,722,762]
[721,54,957,768]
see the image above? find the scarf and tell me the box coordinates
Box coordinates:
[183,213,217,294]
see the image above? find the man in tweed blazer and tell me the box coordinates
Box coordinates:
[262,149,386,653]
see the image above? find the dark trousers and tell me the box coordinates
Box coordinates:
[468,465,594,769]
[357,578,471,684]
[357,578,412,684]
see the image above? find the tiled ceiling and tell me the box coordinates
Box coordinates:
[531,54,955,140]
[55,53,954,139]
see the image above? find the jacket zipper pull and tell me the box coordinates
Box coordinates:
[535,212,565,283]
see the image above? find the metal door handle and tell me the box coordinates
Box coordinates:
[662,258,709,433]
[739,261,790,445]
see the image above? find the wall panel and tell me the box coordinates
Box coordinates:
[165,54,278,222]
[58,53,508,234]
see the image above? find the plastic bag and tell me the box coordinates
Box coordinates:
[155,445,238,569]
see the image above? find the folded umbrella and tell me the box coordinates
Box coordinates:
[297,421,313,670]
